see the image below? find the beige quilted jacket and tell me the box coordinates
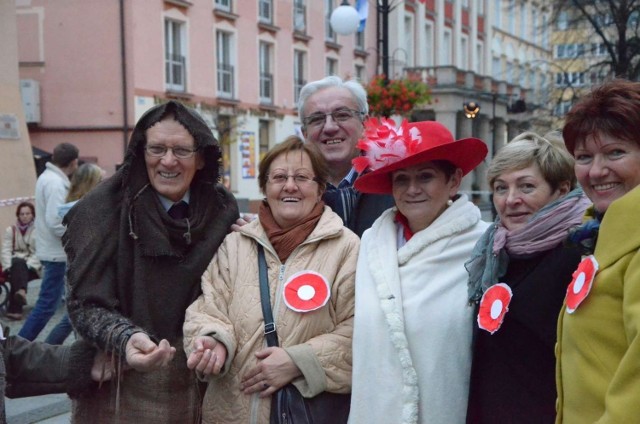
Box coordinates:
[183,206,359,424]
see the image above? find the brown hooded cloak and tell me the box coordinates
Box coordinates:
[63,101,239,423]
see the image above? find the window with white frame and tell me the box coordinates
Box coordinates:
[506,61,514,83]
[259,119,272,161]
[527,69,535,89]
[531,9,538,44]
[355,30,365,50]
[326,57,338,76]
[294,50,307,104]
[404,15,415,67]
[325,0,335,42]
[259,41,273,103]
[425,22,434,66]
[555,71,585,87]
[557,11,568,30]
[492,56,501,79]
[542,14,549,49]
[216,31,234,98]
[215,0,232,13]
[508,0,515,33]
[293,0,307,33]
[520,3,527,38]
[518,65,525,86]
[494,0,501,29]
[554,100,573,116]
[475,42,483,74]
[477,0,484,16]
[460,36,468,70]
[165,19,186,92]
[259,0,273,24]
[355,64,366,81]
[442,30,452,65]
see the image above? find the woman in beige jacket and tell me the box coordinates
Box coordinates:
[184,136,359,424]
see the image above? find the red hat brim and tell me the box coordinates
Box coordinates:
[354,137,488,194]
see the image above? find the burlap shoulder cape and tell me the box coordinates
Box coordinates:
[63,100,239,354]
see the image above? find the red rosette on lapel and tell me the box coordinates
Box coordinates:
[283,271,330,313]
[478,283,513,334]
[565,255,598,314]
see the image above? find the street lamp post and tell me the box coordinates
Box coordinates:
[378,0,390,79]
[330,0,395,80]
[463,92,499,157]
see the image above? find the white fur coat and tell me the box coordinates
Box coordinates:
[349,195,488,424]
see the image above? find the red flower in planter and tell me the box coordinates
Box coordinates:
[478,283,513,334]
[283,271,330,313]
[565,255,599,314]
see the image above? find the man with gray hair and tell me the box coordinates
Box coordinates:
[298,76,393,236]
[19,142,78,340]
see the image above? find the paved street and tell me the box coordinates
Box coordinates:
[3,279,74,423]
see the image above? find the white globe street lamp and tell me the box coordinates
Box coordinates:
[330,1,360,35]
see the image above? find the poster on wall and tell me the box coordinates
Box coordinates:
[240,131,256,179]
[0,114,20,140]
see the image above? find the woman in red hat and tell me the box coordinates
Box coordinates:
[349,118,488,424]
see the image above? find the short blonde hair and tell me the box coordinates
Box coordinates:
[487,131,576,191]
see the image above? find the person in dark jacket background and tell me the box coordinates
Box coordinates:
[465,132,590,423]
[298,76,394,237]
[0,327,101,423]
[63,101,239,422]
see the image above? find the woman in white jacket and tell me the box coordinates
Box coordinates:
[349,119,488,424]
[1,201,41,320]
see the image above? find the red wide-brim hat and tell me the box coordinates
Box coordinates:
[353,118,488,194]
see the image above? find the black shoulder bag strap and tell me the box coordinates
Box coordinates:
[258,244,279,348]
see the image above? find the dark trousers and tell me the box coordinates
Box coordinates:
[7,257,38,314]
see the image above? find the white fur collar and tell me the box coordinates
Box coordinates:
[397,195,480,265]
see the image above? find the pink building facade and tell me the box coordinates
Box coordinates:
[15,0,551,205]
[16,0,376,203]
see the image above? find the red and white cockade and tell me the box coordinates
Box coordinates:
[478,283,513,334]
[565,255,598,314]
[283,271,331,313]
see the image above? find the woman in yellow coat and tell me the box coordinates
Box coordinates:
[555,79,640,423]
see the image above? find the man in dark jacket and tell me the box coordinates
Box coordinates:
[63,101,239,422]
[298,76,394,237]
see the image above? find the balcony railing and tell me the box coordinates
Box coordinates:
[217,63,235,98]
[165,53,186,92]
[260,72,273,103]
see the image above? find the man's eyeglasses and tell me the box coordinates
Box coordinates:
[302,109,364,129]
[267,172,319,186]
[144,144,199,159]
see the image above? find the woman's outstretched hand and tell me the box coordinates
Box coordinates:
[186,336,227,376]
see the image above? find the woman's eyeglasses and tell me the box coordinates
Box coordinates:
[267,173,319,186]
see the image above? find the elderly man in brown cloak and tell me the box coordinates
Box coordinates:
[63,101,239,422]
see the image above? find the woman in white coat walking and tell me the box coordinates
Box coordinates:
[349,119,488,424]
